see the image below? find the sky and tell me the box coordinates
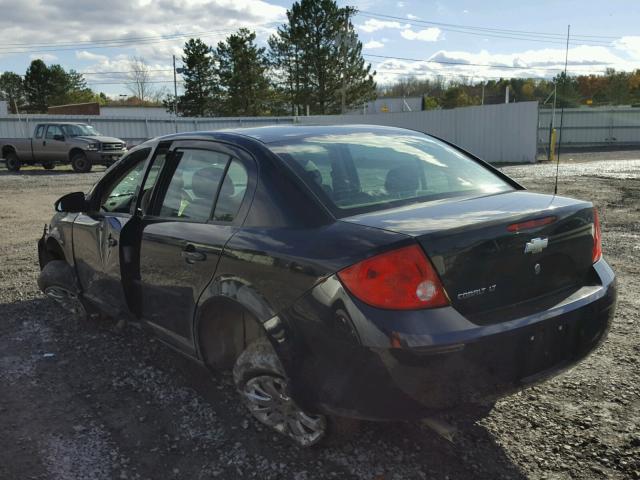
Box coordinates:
[0,0,638,98]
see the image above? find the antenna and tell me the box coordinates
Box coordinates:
[554,24,570,195]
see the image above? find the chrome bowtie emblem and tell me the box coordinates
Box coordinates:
[524,237,548,254]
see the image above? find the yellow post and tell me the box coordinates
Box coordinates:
[549,128,557,162]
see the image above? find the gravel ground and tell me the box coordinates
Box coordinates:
[0,156,639,480]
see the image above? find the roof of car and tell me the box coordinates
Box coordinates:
[37,122,90,126]
[163,124,419,145]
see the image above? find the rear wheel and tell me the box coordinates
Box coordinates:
[42,161,55,170]
[5,152,21,172]
[38,260,87,320]
[71,152,92,173]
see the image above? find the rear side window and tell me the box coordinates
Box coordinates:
[45,125,63,139]
[35,125,45,138]
[158,149,230,222]
[270,131,513,216]
[213,159,248,222]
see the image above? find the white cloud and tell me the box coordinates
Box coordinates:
[613,36,640,59]
[400,28,442,42]
[397,1,405,7]
[406,14,419,20]
[363,40,385,49]
[75,51,109,62]
[463,9,469,14]
[30,53,57,61]
[0,0,286,67]
[358,19,409,33]
[373,44,637,85]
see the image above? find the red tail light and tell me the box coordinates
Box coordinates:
[337,244,450,310]
[592,208,602,263]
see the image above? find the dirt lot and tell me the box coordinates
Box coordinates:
[0,157,639,480]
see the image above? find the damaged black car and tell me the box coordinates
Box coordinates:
[38,125,616,446]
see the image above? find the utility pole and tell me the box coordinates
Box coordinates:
[505,85,510,104]
[340,10,350,114]
[172,54,179,117]
[481,82,485,105]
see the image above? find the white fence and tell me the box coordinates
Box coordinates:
[538,107,640,148]
[0,115,295,147]
[302,102,539,163]
[1,102,540,163]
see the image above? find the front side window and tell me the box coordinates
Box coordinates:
[45,125,63,140]
[100,149,150,213]
[35,125,44,139]
[158,149,230,222]
[270,131,514,216]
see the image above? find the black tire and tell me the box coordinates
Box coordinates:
[42,161,55,170]
[71,152,92,173]
[38,260,87,320]
[233,337,358,447]
[5,151,21,172]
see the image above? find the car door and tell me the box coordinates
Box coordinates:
[42,125,68,163]
[130,140,254,354]
[72,147,154,317]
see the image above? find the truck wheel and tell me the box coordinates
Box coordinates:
[42,161,55,170]
[5,152,21,172]
[71,152,92,173]
[38,260,87,320]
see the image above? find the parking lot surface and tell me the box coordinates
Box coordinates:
[0,158,639,480]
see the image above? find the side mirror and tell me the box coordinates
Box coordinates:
[55,192,87,213]
[53,134,65,141]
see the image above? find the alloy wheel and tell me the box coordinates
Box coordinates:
[242,375,326,446]
[44,285,86,317]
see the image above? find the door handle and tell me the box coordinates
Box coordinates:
[182,244,206,264]
[107,235,118,247]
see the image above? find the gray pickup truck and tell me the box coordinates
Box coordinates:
[0,122,127,173]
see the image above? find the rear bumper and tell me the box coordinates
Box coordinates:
[280,259,616,420]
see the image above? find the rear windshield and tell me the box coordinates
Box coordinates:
[269,131,514,216]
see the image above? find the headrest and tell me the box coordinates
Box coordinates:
[385,165,419,195]
[191,166,234,198]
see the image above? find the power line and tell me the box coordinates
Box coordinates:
[357,11,621,45]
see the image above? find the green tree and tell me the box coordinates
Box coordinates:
[215,29,272,116]
[554,72,581,108]
[269,0,376,115]
[180,38,219,116]
[440,85,474,109]
[0,72,25,113]
[24,59,50,112]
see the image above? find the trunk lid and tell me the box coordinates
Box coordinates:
[341,191,596,321]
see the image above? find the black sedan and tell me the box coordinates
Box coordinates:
[38,125,616,446]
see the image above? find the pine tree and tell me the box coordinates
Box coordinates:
[215,29,272,116]
[180,38,218,116]
[269,0,376,115]
[24,60,50,112]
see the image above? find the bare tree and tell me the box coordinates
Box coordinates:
[126,56,154,103]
